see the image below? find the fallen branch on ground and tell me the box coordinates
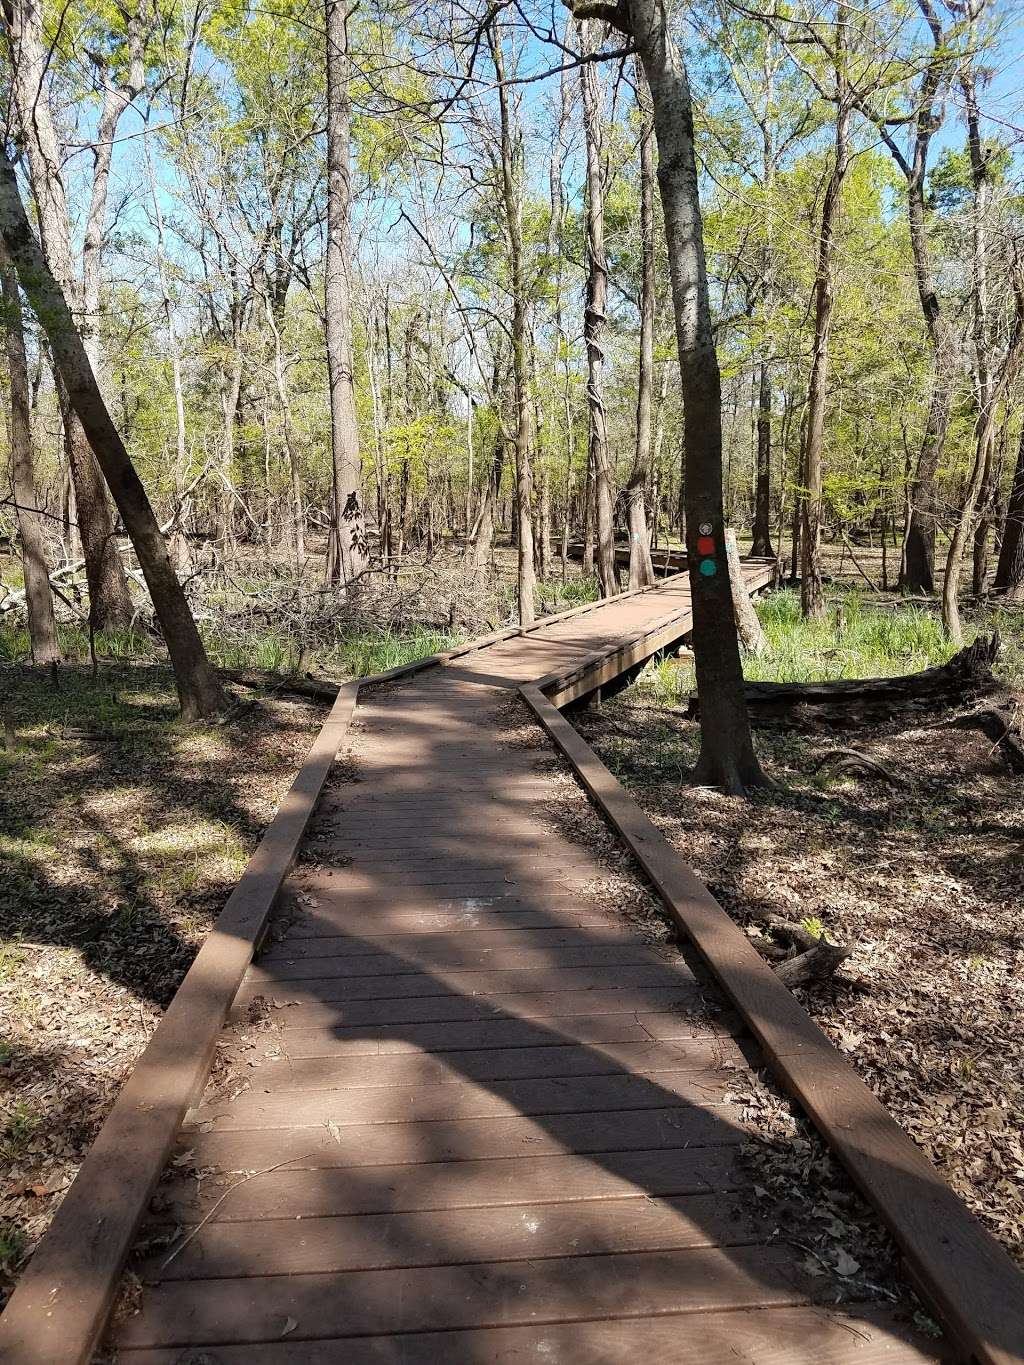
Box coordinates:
[763,915,853,987]
[220,666,340,702]
[812,747,906,787]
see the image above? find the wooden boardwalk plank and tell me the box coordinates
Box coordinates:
[153,1147,754,1223]
[115,1245,823,1348]
[251,1036,747,1088]
[174,1108,751,1174]
[147,1191,775,1279]
[114,1303,951,1364]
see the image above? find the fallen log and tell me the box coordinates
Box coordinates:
[689,633,1000,728]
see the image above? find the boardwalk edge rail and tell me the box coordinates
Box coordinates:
[0,571,697,1365]
[4,558,1021,1364]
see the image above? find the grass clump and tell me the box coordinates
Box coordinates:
[631,586,1024,704]
[744,590,955,684]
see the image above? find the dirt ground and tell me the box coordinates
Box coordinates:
[0,670,322,1299]
[577,692,1024,1266]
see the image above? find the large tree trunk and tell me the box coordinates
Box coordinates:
[801,88,851,620]
[888,8,957,596]
[324,0,369,586]
[0,149,226,719]
[5,0,133,630]
[993,424,1024,600]
[1,247,60,663]
[580,0,765,791]
[626,70,656,591]
[579,27,618,599]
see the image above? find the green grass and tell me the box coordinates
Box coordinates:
[1,1103,38,1159]
[0,617,464,683]
[535,574,600,614]
[632,586,1023,703]
[744,590,956,683]
[0,1223,26,1274]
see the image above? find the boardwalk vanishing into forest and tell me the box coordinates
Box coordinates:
[2,562,1023,1365]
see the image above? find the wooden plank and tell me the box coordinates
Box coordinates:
[257,942,675,981]
[115,1245,822,1348]
[112,1302,953,1365]
[239,962,700,1004]
[0,682,362,1365]
[279,1010,743,1057]
[188,1068,748,1131]
[522,681,1024,1364]
[177,1107,750,1173]
[245,1036,746,1091]
[266,988,733,1030]
[153,1146,754,1224]
[285,906,625,938]
[148,1191,773,1280]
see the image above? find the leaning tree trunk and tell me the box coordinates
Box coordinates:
[573,0,765,791]
[0,148,226,719]
[801,91,851,620]
[4,0,133,630]
[1,246,60,663]
[579,26,618,600]
[324,0,369,587]
[625,67,656,591]
[993,423,1024,600]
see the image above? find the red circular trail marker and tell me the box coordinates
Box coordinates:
[696,535,715,556]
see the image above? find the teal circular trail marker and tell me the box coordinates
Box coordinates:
[699,558,717,577]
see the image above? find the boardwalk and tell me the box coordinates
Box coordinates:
[107,569,950,1364]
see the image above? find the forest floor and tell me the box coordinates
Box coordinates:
[578,580,1024,1267]
[0,667,324,1292]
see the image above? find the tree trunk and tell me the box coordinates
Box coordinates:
[5,0,133,630]
[725,528,767,655]
[801,89,851,620]
[1,247,60,663]
[750,358,775,556]
[0,148,226,719]
[579,27,618,600]
[626,68,656,591]
[538,464,552,581]
[324,0,369,586]
[887,10,956,596]
[584,0,765,791]
[489,20,536,625]
[993,424,1024,600]
[942,58,1020,643]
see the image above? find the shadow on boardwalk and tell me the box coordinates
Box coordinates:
[115,672,955,1363]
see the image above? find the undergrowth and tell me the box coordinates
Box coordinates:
[635,587,1024,702]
